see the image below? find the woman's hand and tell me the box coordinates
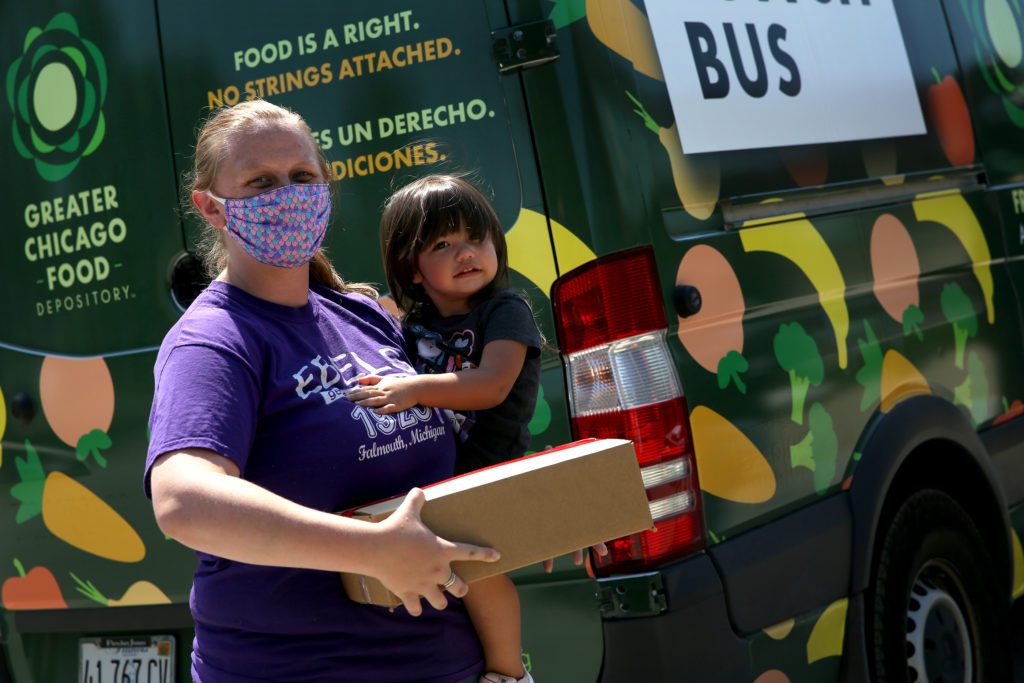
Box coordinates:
[373,488,500,616]
[347,375,419,414]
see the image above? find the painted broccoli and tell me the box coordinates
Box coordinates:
[75,428,111,468]
[855,320,883,411]
[953,351,989,426]
[903,304,925,342]
[774,322,824,424]
[790,403,839,495]
[717,350,749,394]
[941,283,977,369]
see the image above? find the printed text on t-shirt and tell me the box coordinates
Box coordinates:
[292,347,414,404]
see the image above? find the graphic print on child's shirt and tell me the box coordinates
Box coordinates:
[409,323,477,441]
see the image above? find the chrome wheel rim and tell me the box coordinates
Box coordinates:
[906,561,973,683]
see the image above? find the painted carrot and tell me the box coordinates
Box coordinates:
[586,0,664,80]
[2,558,67,610]
[870,214,924,341]
[70,572,170,607]
[10,439,145,563]
[926,67,975,168]
[880,350,931,413]
[39,356,115,468]
[628,91,720,220]
[675,245,748,393]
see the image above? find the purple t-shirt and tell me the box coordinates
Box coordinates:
[146,281,482,683]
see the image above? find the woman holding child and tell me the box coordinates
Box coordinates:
[145,99,501,683]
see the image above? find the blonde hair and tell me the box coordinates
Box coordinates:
[185,99,376,298]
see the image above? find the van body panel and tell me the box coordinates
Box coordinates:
[516,576,604,682]
[597,554,750,683]
[708,493,850,636]
[988,418,1024,505]
[516,0,1024,538]
[0,0,183,359]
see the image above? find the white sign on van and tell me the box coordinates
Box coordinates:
[643,0,925,154]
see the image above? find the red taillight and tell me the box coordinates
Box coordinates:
[553,247,704,575]
[554,248,667,354]
[572,400,689,467]
[598,512,702,570]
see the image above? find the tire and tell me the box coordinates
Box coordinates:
[869,489,1010,683]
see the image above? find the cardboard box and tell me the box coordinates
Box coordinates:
[339,438,653,607]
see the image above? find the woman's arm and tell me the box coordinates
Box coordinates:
[150,448,498,615]
[348,339,528,414]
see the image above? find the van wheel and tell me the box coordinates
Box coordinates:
[870,489,1009,682]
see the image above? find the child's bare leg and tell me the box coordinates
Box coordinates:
[463,574,525,678]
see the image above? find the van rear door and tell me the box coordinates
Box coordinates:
[0,2,189,680]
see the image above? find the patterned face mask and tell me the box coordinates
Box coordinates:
[207,183,331,268]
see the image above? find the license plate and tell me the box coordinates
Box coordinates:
[78,635,175,683]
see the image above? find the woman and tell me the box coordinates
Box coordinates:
[146,99,497,683]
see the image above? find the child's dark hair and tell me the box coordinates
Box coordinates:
[381,174,508,318]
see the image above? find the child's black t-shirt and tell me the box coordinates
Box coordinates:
[406,289,542,473]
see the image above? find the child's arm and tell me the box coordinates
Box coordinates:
[348,339,528,414]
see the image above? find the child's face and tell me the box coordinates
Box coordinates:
[414,222,498,316]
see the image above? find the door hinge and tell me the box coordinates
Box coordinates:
[492,19,559,74]
[596,572,668,619]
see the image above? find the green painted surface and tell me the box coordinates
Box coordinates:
[515,572,603,682]
[0,3,183,357]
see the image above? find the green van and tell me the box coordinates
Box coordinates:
[2,0,1024,681]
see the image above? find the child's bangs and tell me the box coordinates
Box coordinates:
[416,180,500,249]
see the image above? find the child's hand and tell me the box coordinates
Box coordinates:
[347,375,420,414]
[542,543,609,573]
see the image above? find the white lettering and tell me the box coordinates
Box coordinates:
[357,434,408,461]
[293,366,317,399]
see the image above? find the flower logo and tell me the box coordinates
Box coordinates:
[5,13,107,182]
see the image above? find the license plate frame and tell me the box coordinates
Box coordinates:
[78,635,175,683]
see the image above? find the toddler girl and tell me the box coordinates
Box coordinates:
[350,175,540,683]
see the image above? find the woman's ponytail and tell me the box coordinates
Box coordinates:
[309,249,378,299]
